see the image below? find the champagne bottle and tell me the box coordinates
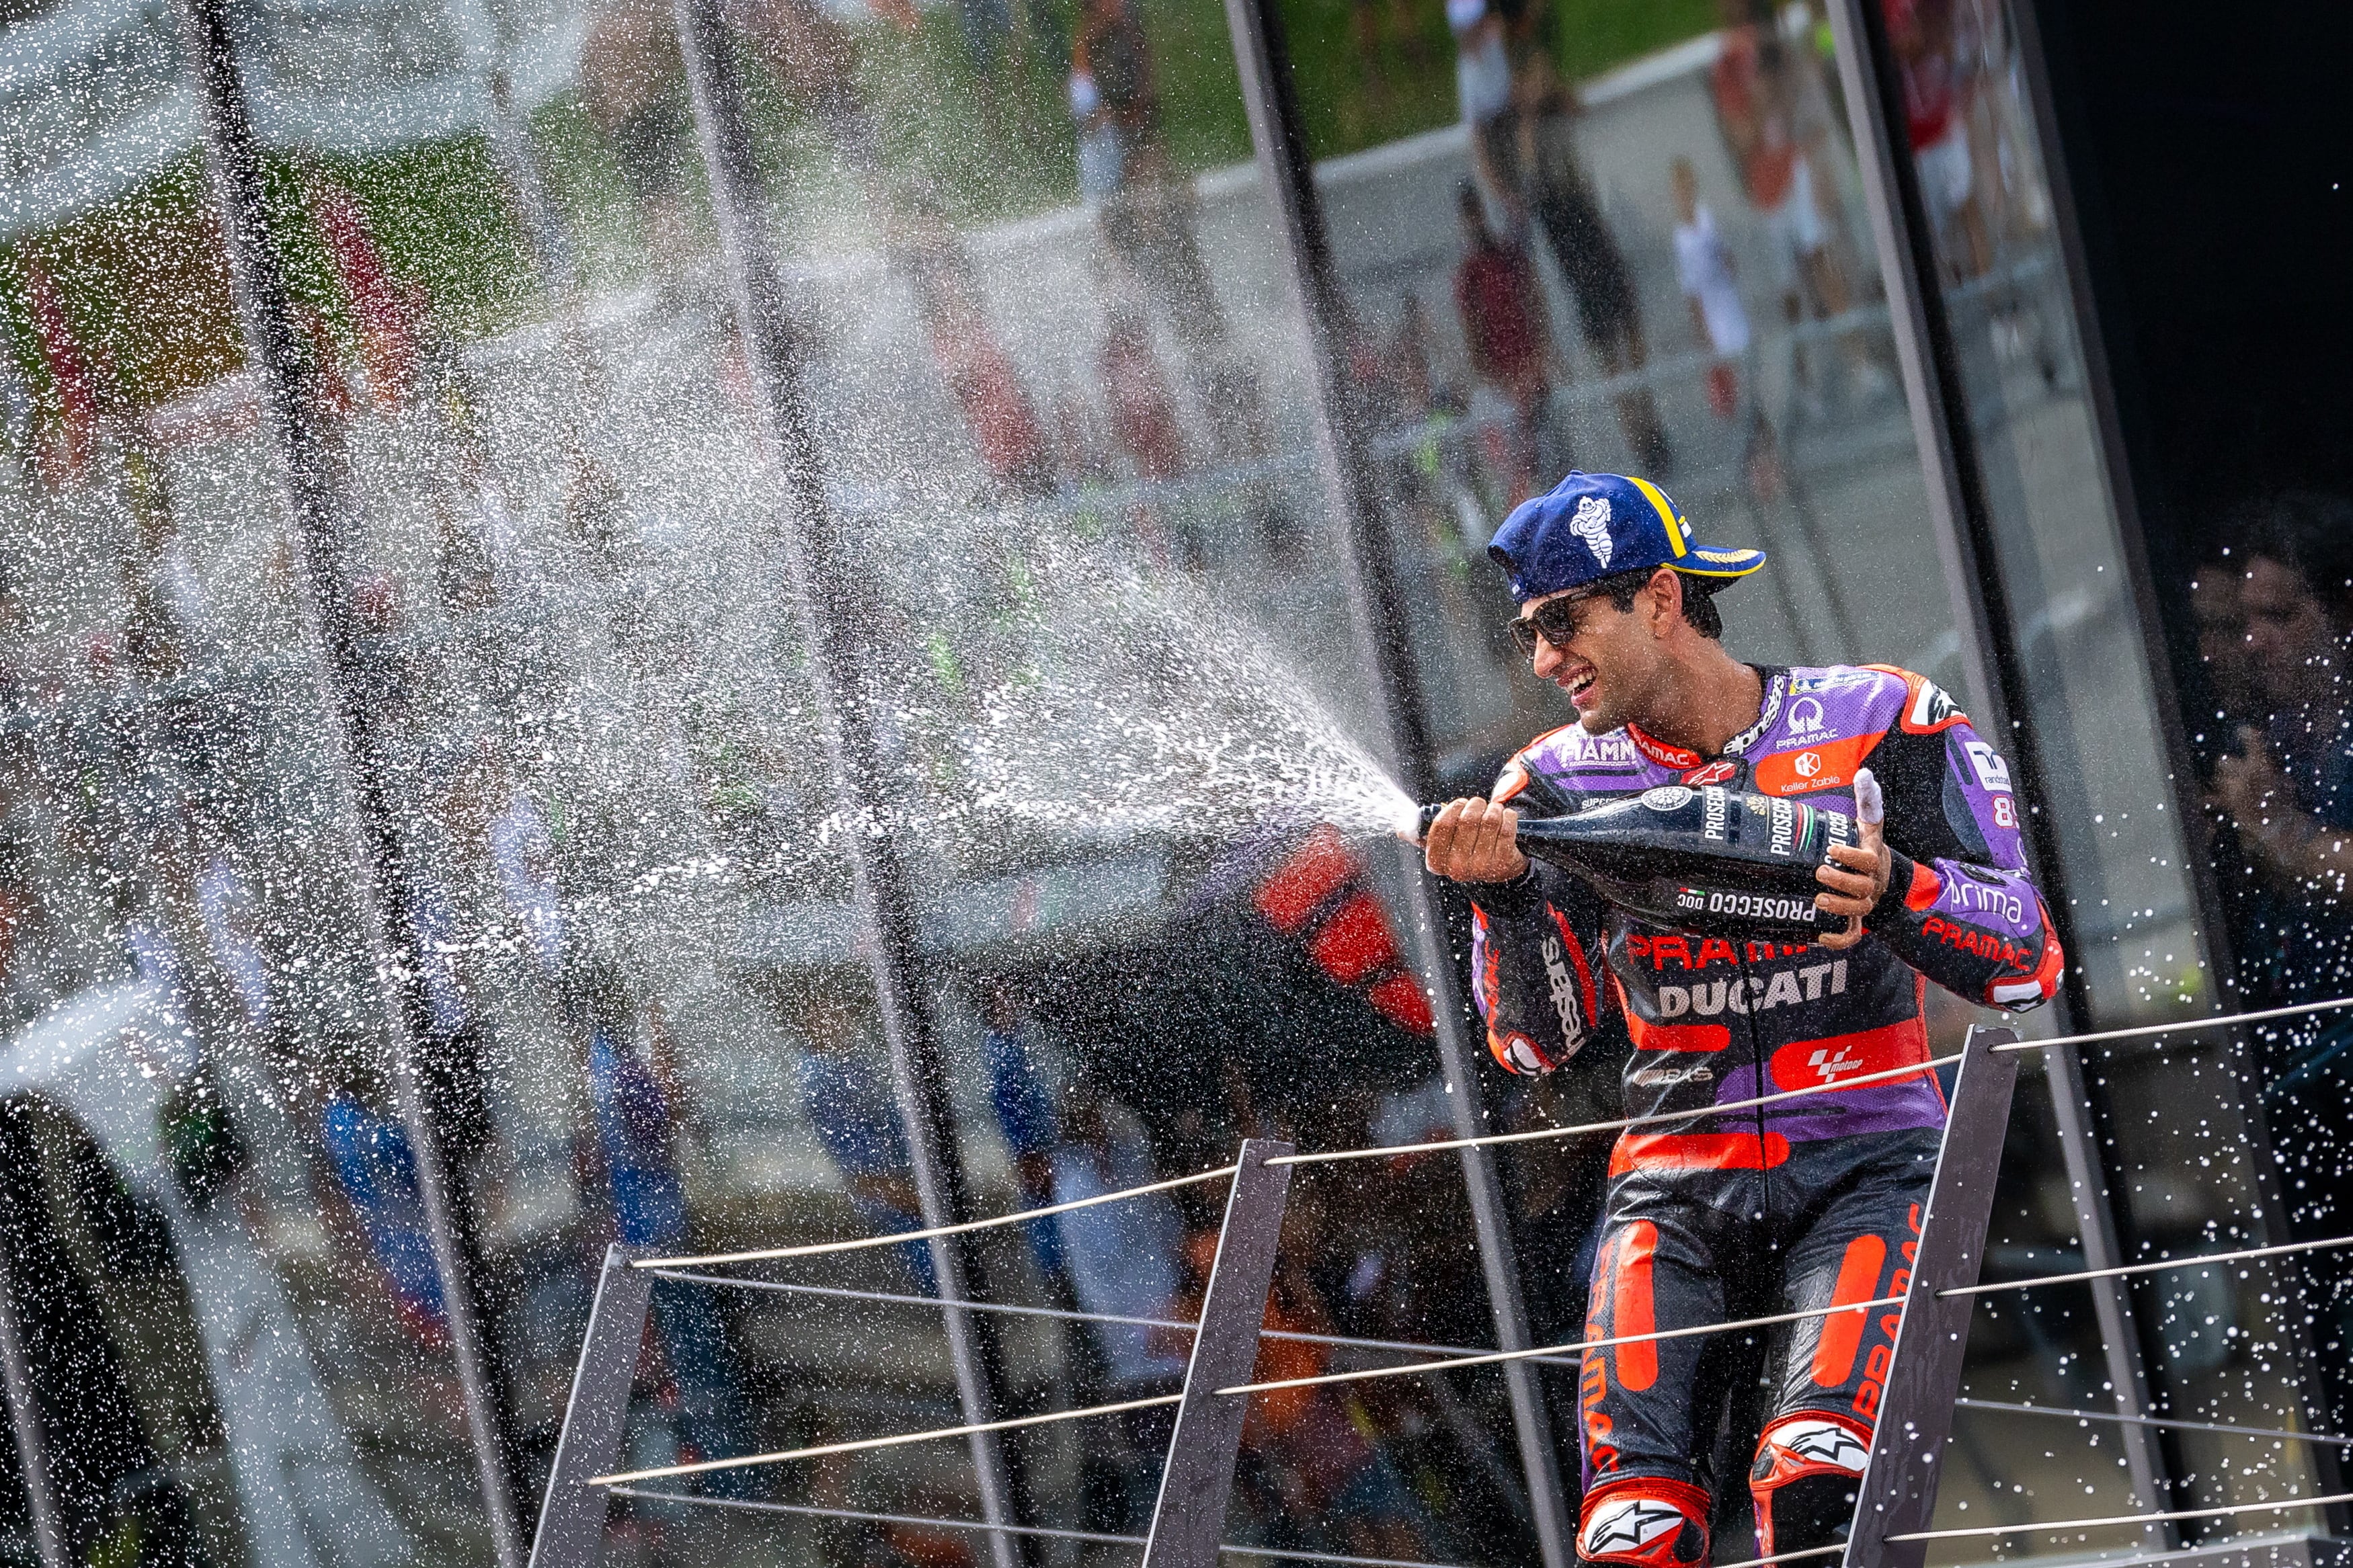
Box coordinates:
[1421,784,1858,942]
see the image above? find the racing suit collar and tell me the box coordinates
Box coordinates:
[1722,667,1788,756]
[1624,667,1787,768]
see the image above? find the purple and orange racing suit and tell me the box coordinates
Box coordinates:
[1466,665,2062,1565]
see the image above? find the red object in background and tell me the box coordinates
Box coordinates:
[1253,826,1435,1037]
[931,320,1054,495]
[1101,311,1187,483]
[1453,237,1546,390]
[1707,362,1739,420]
[311,178,419,410]
[1252,826,1357,934]
[1365,971,1435,1033]
[24,258,99,481]
[1309,891,1400,985]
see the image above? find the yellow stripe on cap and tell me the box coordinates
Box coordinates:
[1672,546,1766,577]
[1626,475,1685,557]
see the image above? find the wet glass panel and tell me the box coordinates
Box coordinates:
[1875,0,2335,1549]
[0,2,575,1559]
[528,0,1567,1555]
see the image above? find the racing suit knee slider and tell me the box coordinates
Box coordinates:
[1749,1411,1872,1557]
[1577,1476,1711,1567]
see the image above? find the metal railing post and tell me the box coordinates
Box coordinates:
[1841,1025,2020,1568]
[1215,1,1574,1560]
[666,7,1024,1565]
[527,1247,656,1568]
[1140,1139,1296,1568]
[0,1151,69,1568]
[165,4,527,1560]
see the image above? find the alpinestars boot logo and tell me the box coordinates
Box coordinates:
[1581,1497,1688,1558]
[1778,1419,1870,1473]
[1572,495,1614,567]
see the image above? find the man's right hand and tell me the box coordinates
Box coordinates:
[1424,797,1529,883]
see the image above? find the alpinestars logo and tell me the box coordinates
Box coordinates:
[1581,1498,1687,1557]
[1572,495,1614,567]
[1775,1419,1870,1474]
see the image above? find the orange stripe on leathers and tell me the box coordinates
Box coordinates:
[1810,1235,1889,1387]
[1609,1131,1791,1177]
[1613,1221,1659,1391]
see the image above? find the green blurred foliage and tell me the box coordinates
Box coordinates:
[3,0,1715,407]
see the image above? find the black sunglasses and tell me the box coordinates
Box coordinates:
[1507,591,1609,655]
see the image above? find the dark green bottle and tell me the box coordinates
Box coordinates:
[1421,785,1858,941]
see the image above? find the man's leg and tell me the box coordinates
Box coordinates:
[1578,1183,1728,1568]
[1750,1134,1938,1558]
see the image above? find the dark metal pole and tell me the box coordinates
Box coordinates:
[1842,1026,2021,1568]
[1217,1,1573,1562]
[527,1246,656,1568]
[666,7,1023,1565]
[1140,1140,1296,1568]
[166,5,526,1563]
[1820,0,2195,1529]
[2005,0,2344,1518]
[0,1186,69,1568]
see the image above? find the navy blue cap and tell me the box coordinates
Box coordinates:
[1488,470,1767,602]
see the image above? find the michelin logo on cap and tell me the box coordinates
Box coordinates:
[1572,495,1613,567]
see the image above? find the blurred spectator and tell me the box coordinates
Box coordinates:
[1884,0,1992,278]
[22,255,103,485]
[1450,181,1553,505]
[2205,497,2353,929]
[1672,157,1788,498]
[578,0,694,265]
[1448,0,1519,226]
[891,192,1058,501]
[1176,1231,1431,1561]
[585,977,756,1485]
[2196,492,2353,1434]
[1712,0,1882,409]
[1071,68,1125,208]
[794,978,942,1294]
[2188,558,2261,749]
[1076,0,1228,362]
[1513,57,1672,474]
[980,982,1067,1282]
[1388,293,1443,420]
[307,172,423,412]
[1101,298,1188,490]
[1051,1077,1189,1530]
[1673,157,1752,377]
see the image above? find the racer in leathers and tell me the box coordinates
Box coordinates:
[1423,471,2061,1567]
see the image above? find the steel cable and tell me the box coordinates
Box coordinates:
[1938,1233,2353,1298]
[631,1163,1238,1270]
[643,1268,1565,1367]
[588,1393,1185,1487]
[1988,995,2353,1054]
[1215,1296,1906,1397]
[1952,1398,2353,1449]
[605,1485,1486,1568]
[1886,1488,2353,1542]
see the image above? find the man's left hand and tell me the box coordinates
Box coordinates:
[1814,817,1890,950]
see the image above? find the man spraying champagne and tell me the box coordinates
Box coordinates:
[1422,471,2061,1567]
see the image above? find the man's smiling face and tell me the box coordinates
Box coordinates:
[1520,571,1679,735]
